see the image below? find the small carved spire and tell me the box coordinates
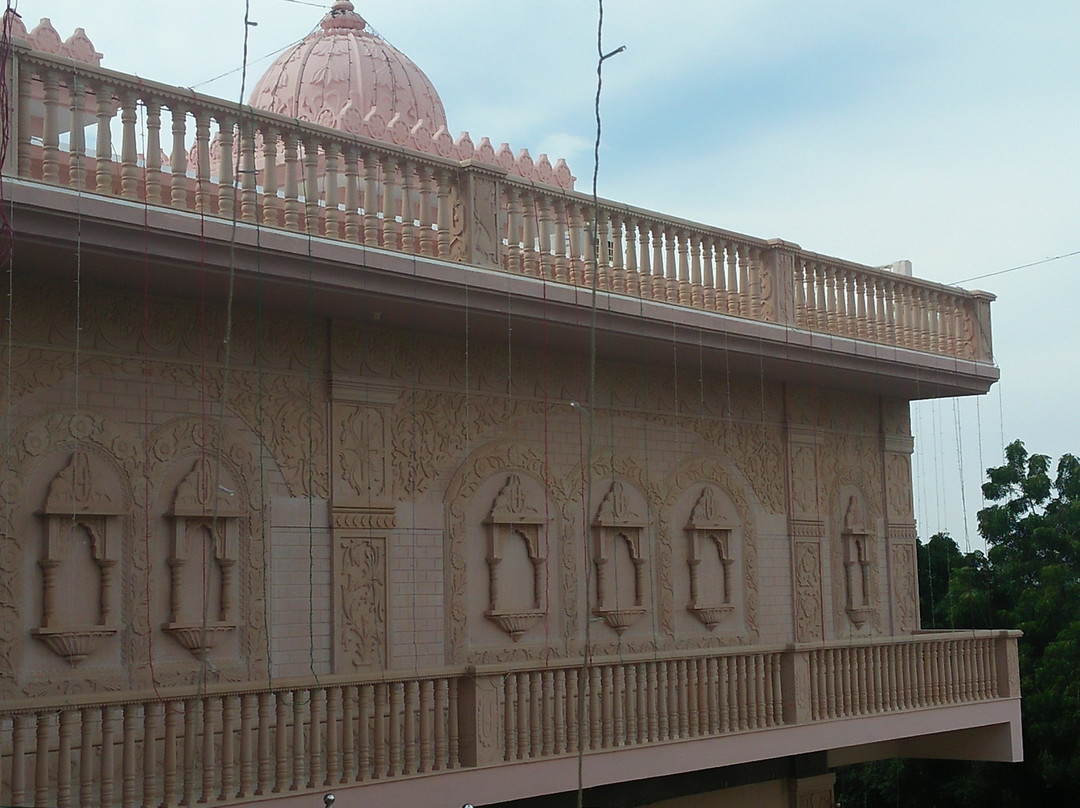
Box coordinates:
[322,0,366,32]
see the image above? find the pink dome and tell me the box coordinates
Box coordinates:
[248,1,448,143]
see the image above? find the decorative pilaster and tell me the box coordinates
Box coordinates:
[883,430,918,633]
[329,380,397,671]
[788,426,825,643]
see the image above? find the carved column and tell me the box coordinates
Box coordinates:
[883,427,918,634]
[329,380,397,672]
[787,425,825,643]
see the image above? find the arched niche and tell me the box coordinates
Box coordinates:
[592,480,648,635]
[839,488,873,628]
[163,456,244,658]
[32,449,123,665]
[685,486,738,631]
[483,473,548,641]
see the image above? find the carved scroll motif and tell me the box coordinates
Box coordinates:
[338,536,387,670]
[794,540,823,643]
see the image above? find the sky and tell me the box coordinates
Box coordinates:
[15,0,1080,550]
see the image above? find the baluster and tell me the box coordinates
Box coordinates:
[78,709,96,808]
[566,669,580,753]
[647,223,663,300]
[824,266,839,332]
[91,83,115,195]
[399,159,415,253]
[67,77,87,190]
[324,143,343,239]
[839,268,854,336]
[701,236,715,309]
[530,672,543,756]
[238,119,257,223]
[656,662,670,741]
[636,220,653,300]
[419,680,434,773]
[645,663,659,742]
[609,214,625,293]
[756,656,769,727]
[676,231,691,305]
[41,71,61,184]
[873,646,885,713]
[201,699,218,804]
[389,682,405,777]
[503,675,517,761]
[220,696,237,800]
[160,703,180,808]
[583,211,598,289]
[554,199,570,282]
[726,242,740,315]
[259,128,278,226]
[623,218,640,296]
[630,663,644,743]
[621,665,634,746]
[705,657,719,734]
[569,203,587,285]
[600,666,614,748]
[283,133,301,230]
[553,671,567,754]
[238,694,256,798]
[539,195,556,280]
[403,681,419,775]
[16,67,32,177]
[521,190,538,276]
[325,687,340,785]
[373,684,388,778]
[697,659,710,735]
[140,99,162,205]
[380,155,400,249]
[870,276,884,343]
[254,694,271,795]
[362,150,380,246]
[448,679,460,769]
[341,686,357,782]
[117,705,137,808]
[675,659,689,737]
[433,680,448,771]
[587,668,602,750]
[273,693,289,792]
[304,136,319,233]
[142,703,161,808]
[290,691,305,789]
[596,209,613,291]
[359,684,374,780]
[851,273,867,339]
[660,227,676,301]
[34,713,53,808]
[516,674,530,757]
[435,167,452,259]
[417,165,435,256]
[686,233,703,308]
[343,145,361,243]
[55,710,75,808]
[167,103,187,208]
[193,110,212,213]
[308,689,323,788]
[216,116,235,219]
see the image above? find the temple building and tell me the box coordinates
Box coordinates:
[0,3,1019,807]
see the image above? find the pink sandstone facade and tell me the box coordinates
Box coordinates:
[0,4,1019,807]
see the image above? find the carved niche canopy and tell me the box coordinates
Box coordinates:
[483,473,548,641]
[591,481,647,635]
[33,449,124,665]
[841,491,873,629]
[685,487,737,631]
[164,457,244,658]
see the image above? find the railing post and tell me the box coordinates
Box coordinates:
[456,672,502,767]
[763,239,799,325]
[458,163,506,270]
[969,290,996,362]
[995,631,1021,698]
[780,647,812,725]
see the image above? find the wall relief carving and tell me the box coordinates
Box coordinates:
[591,480,648,635]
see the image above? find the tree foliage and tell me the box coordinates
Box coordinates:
[837,440,1080,807]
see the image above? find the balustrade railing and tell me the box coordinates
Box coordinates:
[2,46,993,362]
[0,632,1019,807]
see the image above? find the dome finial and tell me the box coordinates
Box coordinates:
[322,0,365,32]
